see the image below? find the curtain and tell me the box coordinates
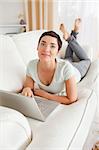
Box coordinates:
[26,0,54,30]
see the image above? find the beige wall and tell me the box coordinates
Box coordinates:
[0,0,25,34]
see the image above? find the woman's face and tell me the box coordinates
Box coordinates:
[37,36,59,61]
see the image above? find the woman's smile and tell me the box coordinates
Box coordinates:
[41,52,50,57]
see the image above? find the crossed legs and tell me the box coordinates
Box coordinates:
[60,18,91,78]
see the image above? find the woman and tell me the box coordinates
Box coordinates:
[21,30,78,105]
[60,18,91,79]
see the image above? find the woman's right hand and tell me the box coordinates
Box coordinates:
[21,87,33,97]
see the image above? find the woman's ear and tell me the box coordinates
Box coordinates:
[37,44,39,51]
[56,49,60,55]
[56,47,59,53]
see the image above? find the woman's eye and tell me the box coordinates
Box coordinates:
[51,45,55,48]
[41,43,45,46]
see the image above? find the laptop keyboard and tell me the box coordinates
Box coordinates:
[35,97,59,117]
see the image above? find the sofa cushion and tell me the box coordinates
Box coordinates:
[26,88,97,150]
[78,59,99,88]
[12,30,46,65]
[0,35,26,92]
[0,106,32,149]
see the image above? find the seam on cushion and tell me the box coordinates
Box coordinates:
[93,73,99,83]
[66,90,94,150]
[0,120,32,142]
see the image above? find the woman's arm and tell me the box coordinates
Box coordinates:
[21,75,34,97]
[34,76,78,105]
[23,75,34,89]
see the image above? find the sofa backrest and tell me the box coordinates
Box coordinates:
[0,35,26,92]
[12,30,93,65]
[12,30,47,66]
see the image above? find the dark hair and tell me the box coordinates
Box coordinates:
[38,31,62,51]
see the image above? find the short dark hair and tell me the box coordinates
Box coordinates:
[38,31,62,51]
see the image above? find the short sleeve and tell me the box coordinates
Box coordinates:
[26,62,31,77]
[26,60,36,77]
[63,61,75,80]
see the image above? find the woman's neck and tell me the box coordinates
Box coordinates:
[38,59,56,71]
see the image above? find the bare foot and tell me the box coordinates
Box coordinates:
[92,141,99,150]
[73,18,81,33]
[59,23,70,40]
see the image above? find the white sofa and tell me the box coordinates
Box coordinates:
[0,30,99,150]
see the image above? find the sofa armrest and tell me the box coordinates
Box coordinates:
[78,59,99,88]
[0,106,32,149]
[78,59,99,123]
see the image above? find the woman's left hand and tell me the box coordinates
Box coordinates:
[34,88,48,98]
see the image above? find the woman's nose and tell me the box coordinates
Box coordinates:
[44,45,50,51]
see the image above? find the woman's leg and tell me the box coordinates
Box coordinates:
[72,60,91,78]
[59,18,81,61]
[71,18,81,39]
[60,19,91,78]
[64,30,79,61]
[67,34,91,78]
[67,35,89,60]
[60,23,73,62]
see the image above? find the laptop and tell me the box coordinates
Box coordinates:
[0,90,59,121]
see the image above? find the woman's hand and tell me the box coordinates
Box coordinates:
[34,88,48,98]
[34,76,77,105]
[21,87,33,97]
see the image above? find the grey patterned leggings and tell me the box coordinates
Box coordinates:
[64,31,91,79]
